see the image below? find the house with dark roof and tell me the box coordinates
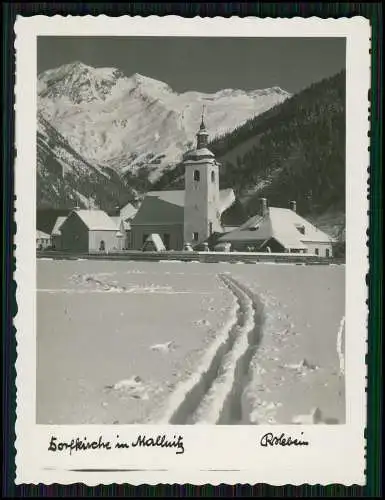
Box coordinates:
[130,114,236,251]
[60,208,120,253]
[218,199,335,257]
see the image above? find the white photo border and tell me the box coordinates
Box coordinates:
[14,15,370,486]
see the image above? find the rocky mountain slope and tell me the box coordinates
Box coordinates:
[37,62,290,183]
[37,113,137,210]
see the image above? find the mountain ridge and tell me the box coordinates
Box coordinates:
[37,62,291,182]
[36,63,345,242]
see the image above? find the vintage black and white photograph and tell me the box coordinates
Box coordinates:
[35,34,346,427]
[14,15,369,486]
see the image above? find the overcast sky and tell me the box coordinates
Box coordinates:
[37,37,345,94]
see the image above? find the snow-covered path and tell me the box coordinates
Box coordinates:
[36,260,345,425]
[155,274,262,425]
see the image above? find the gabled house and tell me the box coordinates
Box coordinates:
[36,230,51,250]
[60,208,120,253]
[218,199,334,257]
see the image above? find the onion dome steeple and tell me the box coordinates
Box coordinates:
[196,105,209,149]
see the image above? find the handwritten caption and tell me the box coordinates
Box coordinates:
[48,434,185,455]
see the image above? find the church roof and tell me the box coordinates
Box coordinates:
[218,207,334,249]
[132,191,185,225]
[184,147,215,162]
[132,189,235,226]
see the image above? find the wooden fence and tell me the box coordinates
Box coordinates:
[37,250,345,266]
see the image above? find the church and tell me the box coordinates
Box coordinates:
[130,115,236,251]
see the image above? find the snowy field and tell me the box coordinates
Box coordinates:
[36,259,345,425]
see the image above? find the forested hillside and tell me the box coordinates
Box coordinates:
[154,71,346,235]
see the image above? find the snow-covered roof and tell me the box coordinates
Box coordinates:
[269,208,334,244]
[184,147,215,162]
[142,233,166,251]
[51,216,67,236]
[110,216,131,231]
[36,230,50,240]
[218,207,334,249]
[119,202,138,221]
[132,189,236,225]
[223,225,240,233]
[69,209,117,231]
[218,188,236,214]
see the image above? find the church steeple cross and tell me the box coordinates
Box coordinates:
[196,106,209,149]
[200,105,206,130]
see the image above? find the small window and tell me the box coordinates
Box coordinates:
[192,232,199,241]
[194,170,200,181]
[211,171,215,182]
[326,248,330,258]
[209,222,213,235]
[315,248,319,256]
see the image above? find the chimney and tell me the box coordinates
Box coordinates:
[289,200,297,212]
[259,198,268,217]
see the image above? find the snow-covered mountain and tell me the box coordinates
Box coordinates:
[38,62,291,181]
[37,113,138,210]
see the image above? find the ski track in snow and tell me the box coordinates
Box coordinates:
[151,273,262,425]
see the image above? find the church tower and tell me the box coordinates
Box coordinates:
[183,109,221,246]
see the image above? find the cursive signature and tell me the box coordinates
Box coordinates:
[260,432,309,447]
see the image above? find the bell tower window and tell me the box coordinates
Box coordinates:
[211,171,215,182]
[194,170,200,181]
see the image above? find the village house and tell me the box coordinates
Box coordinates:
[217,198,335,257]
[59,208,120,253]
[51,202,137,252]
[130,115,236,250]
[36,230,51,250]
